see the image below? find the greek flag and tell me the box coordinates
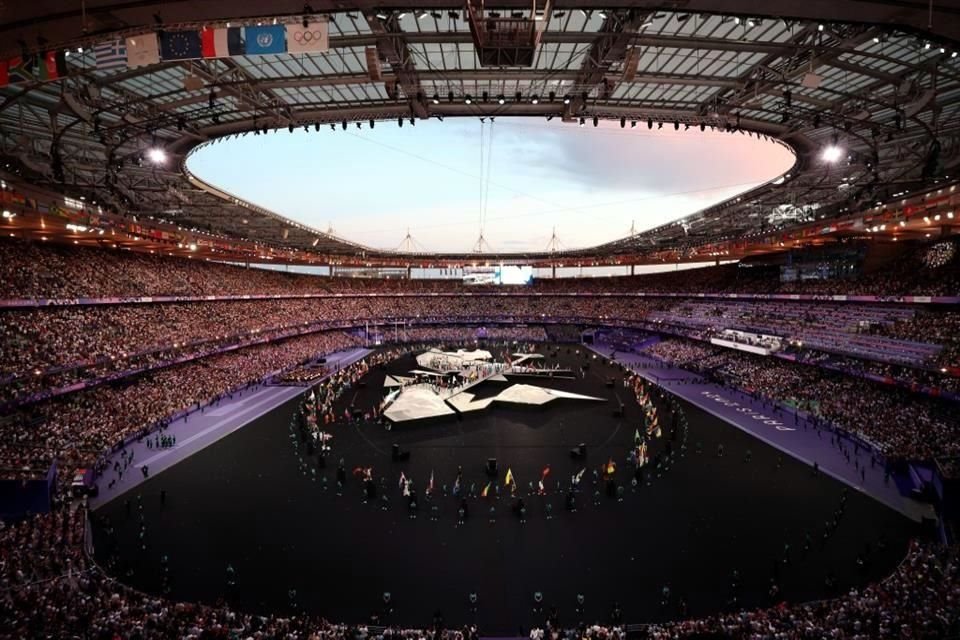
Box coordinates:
[94,40,127,70]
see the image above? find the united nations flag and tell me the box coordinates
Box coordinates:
[244,25,286,55]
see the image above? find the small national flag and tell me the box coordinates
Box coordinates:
[538,465,551,494]
[201,27,246,58]
[503,468,514,487]
[94,40,127,70]
[126,33,160,67]
[573,467,586,485]
[605,458,616,476]
[286,20,329,53]
[159,30,203,61]
[244,25,286,55]
[3,52,67,86]
[480,481,491,498]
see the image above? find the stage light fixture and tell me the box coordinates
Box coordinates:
[821,145,844,163]
[531,95,539,104]
[147,148,167,165]
[562,95,571,105]
[497,94,505,105]
[465,95,473,104]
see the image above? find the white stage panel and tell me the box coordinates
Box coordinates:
[494,384,606,406]
[383,384,456,423]
[446,392,496,414]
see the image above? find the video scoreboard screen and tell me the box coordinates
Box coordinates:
[463,265,534,286]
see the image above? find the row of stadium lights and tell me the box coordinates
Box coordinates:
[145,110,815,167]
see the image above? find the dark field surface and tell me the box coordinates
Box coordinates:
[93,344,918,633]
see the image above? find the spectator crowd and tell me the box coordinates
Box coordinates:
[1,502,956,639]
[646,339,960,460]
[0,236,958,638]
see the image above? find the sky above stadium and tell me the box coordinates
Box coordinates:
[187,117,795,253]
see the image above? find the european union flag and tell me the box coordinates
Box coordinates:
[159,30,203,60]
[244,25,286,55]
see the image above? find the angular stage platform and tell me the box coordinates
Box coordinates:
[382,348,602,423]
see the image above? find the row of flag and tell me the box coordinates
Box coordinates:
[0,51,67,88]
[0,22,330,88]
[100,23,330,71]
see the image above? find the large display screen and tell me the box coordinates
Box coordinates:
[495,265,534,285]
[462,266,534,286]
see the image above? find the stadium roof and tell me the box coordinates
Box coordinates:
[1,0,959,264]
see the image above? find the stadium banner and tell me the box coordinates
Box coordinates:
[287,21,329,53]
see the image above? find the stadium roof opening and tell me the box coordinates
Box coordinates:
[186,117,794,252]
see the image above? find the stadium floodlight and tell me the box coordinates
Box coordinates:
[820,145,843,163]
[147,148,167,165]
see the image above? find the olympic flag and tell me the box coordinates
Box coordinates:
[287,21,329,54]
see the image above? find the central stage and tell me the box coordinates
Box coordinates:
[383,348,601,423]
